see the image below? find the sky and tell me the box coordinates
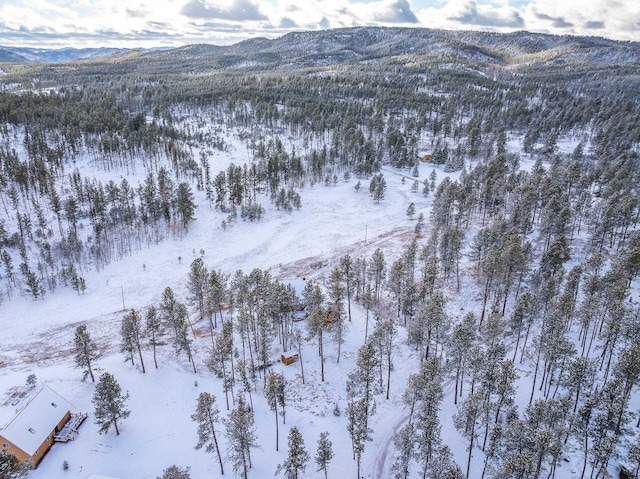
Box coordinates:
[0,0,639,49]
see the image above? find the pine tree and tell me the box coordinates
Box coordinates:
[92,372,130,435]
[371,315,397,399]
[449,312,477,404]
[327,267,346,362]
[265,371,287,451]
[454,391,483,478]
[369,248,386,302]
[160,288,197,373]
[392,422,415,479]
[429,169,437,191]
[276,426,309,479]
[191,392,224,475]
[346,398,372,478]
[346,341,381,476]
[158,465,191,479]
[73,324,100,382]
[339,255,356,323]
[422,179,430,197]
[347,341,382,416]
[0,450,30,478]
[315,431,334,479]
[412,357,445,477]
[207,320,234,409]
[173,302,196,372]
[208,269,228,328]
[369,173,386,203]
[187,258,209,320]
[427,445,465,479]
[176,182,196,228]
[626,431,640,477]
[224,395,258,479]
[307,306,327,382]
[290,327,306,384]
[23,265,42,300]
[120,309,146,373]
[145,305,164,369]
[414,213,424,236]
[406,202,416,219]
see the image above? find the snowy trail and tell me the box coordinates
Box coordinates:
[371,407,412,478]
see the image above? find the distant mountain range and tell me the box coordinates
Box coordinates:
[0,46,164,64]
[1,27,638,71]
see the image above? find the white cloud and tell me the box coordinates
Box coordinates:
[363,0,420,24]
[416,0,523,31]
[523,0,640,40]
[181,0,267,21]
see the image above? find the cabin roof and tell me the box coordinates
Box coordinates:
[0,385,72,455]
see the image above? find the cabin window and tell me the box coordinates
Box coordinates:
[2,443,9,449]
[28,428,35,434]
[51,402,57,407]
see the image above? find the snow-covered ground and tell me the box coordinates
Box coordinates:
[0,124,452,478]
[0,127,629,479]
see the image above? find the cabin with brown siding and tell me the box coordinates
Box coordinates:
[0,386,73,466]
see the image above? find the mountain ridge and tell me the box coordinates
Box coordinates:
[1,27,638,69]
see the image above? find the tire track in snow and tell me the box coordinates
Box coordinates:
[372,375,458,479]
[371,408,411,478]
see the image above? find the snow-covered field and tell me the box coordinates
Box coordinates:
[0,127,631,479]
[0,125,458,479]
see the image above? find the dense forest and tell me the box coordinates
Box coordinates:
[1,26,640,479]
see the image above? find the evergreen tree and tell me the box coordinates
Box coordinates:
[187,258,209,320]
[626,431,640,478]
[0,450,30,479]
[22,264,42,300]
[191,392,224,475]
[454,391,483,478]
[207,320,234,409]
[224,395,258,479]
[372,315,397,399]
[449,312,477,404]
[327,266,346,362]
[427,445,465,479]
[307,306,327,382]
[120,309,146,373]
[406,202,416,219]
[208,269,228,328]
[174,302,197,373]
[369,248,386,302]
[73,323,100,382]
[392,422,415,479]
[160,288,196,373]
[276,426,309,479]
[414,213,425,236]
[315,431,334,479]
[92,372,130,435]
[346,340,382,476]
[369,173,387,203]
[145,305,164,369]
[346,398,372,478]
[176,182,196,228]
[158,465,191,479]
[339,255,356,323]
[265,370,287,451]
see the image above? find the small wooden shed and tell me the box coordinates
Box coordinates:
[281,353,299,366]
